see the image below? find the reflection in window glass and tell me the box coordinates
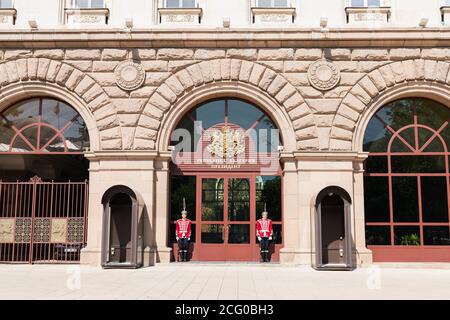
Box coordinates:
[364,98,450,248]
[364,156,388,173]
[171,99,280,154]
[258,0,288,7]
[0,98,89,153]
[392,177,419,222]
[363,119,392,152]
[421,177,449,223]
[390,156,446,173]
[366,226,391,245]
[202,178,224,221]
[364,176,390,222]
[201,224,223,243]
[256,176,282,221]
[170,176,196,221]
[74,0,104,8]
[166,0,195,8]
[228,178,250,221]
[351,0,380,7]
[228,224,250,244]
[424,227,450,246]
[0,0,12,8]
[394,226,420,246]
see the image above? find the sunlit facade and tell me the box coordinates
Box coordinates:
[0,0,449,269]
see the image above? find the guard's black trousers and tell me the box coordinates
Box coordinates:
[177,238,189,261]
[259,237,270,262]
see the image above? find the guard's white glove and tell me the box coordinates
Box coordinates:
[258,237,262,242]
[269,237,272,240]
[176,237,179,241]
[188,238,190,241]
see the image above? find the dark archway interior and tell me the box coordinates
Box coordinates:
[109,193,133,263]
[0,154,89,182]
[320,194,345,265]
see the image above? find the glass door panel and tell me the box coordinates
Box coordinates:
[201,178,224,221]
[228,224,250,244]
[201,224,224,244]
[228,178,250,221]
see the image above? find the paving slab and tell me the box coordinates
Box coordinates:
[0,263,449,300]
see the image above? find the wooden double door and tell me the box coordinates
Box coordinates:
[195,174,261,261]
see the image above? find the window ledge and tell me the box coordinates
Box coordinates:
[345,6,391,23]
[251,7,296,24]
[0,8,16,26]
[65,8,109,26]
[441,6,450,14]
[158,7,202,25]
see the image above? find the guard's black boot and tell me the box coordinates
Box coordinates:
[260,252,264,263]
[182,251,187,262]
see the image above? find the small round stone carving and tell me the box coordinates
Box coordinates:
[115,60,145,91]
[308,59,341,91]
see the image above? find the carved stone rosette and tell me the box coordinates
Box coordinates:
[114,60,146,91]
[308,59,341,91]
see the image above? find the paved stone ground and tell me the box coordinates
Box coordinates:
[0,263,449,300]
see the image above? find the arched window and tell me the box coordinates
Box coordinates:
[171,98,280,154]
[363,98,450,259]
[169,98,283,262]
[0,98,89,153]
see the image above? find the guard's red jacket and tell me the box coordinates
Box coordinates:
[256,218,273,238]
[176,218,192,239]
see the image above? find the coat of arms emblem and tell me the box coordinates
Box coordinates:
[206,126,245,159]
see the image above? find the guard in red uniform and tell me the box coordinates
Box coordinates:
[256,208,273,263]
[176,206,192,262]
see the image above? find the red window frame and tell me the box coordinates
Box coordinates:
[0,98,86,154]
[365,101,450,257]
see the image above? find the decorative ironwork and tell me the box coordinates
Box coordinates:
[14,218,32,243]
[0,180,88,263]
[33,218,50,243]
[29,176,42,183]
[67,218,85,243]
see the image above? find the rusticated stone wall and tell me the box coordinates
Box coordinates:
[1,47,450,152]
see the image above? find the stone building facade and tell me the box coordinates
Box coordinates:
[0,1,450,268]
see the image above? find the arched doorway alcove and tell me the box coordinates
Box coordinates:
[363,97,450,262]
[0,97,90,263]
[101,185,144,268]
[168,98,283,262]
[314,186,353,270]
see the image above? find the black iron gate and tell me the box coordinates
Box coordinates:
[0,176,88,264]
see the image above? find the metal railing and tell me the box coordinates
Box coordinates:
[0,176,88,264]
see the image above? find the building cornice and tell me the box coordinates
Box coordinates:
[1,28,450,48]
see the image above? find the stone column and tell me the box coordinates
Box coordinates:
[279,153,301,264]
[352,153,373,265]
[80,154,103,266]
[153,151,173,263]
[80,151,157,267]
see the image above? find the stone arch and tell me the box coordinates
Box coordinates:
[330,59,450,151]
[133,58,319,151]
[0,58,121,151]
